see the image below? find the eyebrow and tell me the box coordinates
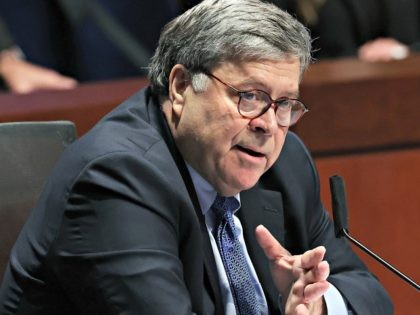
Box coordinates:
[238,78,300,99]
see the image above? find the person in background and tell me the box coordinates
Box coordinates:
[0,0,184,93]
[0,17,77,93]
[283,0,420,62]
[0,0,392,314]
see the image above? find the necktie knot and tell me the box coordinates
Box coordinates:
[212,195,239,239]
[212,195,239,220]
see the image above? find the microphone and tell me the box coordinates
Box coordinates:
[329,175,419,291]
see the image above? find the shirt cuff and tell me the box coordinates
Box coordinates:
[324,282,349,315]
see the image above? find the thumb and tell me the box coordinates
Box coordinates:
[255,225,291,261]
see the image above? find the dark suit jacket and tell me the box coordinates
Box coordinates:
[0,87,392,314]
[0,17,14,51]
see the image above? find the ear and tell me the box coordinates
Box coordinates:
[168,64,191,117]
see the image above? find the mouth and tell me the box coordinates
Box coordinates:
[235,145,265,158]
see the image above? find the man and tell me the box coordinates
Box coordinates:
[0,0,392,314]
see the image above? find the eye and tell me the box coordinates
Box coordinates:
[239,91,258,101]
[275,99,292,111]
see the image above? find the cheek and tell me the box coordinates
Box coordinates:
[206,115,247,150]
[267,130,288,167]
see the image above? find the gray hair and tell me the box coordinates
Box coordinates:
[148,0,312,96]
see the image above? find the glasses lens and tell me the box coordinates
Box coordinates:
[238,90,271,117]
[238,90,307,127]
[276,99,306,127]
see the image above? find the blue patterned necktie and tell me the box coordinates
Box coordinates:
[212,195,260,315]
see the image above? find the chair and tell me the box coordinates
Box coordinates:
[0,121,77,279]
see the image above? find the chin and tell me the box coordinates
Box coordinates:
[216,165,265,195]
[230,174,261,194]
[215,176,258,196]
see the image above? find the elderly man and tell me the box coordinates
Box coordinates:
[0,0,392,314]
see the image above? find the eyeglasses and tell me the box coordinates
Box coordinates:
[204,72,309,127]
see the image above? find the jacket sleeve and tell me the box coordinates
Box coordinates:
[50,149,201,315]
[0,17,15,51]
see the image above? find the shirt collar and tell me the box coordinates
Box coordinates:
[186,164,240,216]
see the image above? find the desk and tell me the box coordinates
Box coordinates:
[0,77,148,135]
[295,53,420,156]
[1,56,419,314]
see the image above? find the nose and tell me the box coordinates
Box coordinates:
[248,104,278,135]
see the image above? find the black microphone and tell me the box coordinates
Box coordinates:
[329,175,419,291]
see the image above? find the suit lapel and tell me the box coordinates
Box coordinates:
[239,186,285,314]
[146,93,224,314]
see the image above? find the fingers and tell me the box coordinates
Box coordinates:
[27,64,78,90]
[2,58,78,93]
[291,260,329,297]
[294,304,308,315]
[286,249,330,314]
[255,225,295,294]
[303,280,329,302]
[255,224,291,260]
[294,257,329,290]
[256,225,331,313]
[293,298,326,315]
[286,275,329,315]
[298,260,329,284]
[313,260,329,282]
[300,246,325,270]
[358,38,409,62]
[287,281,328,315]
[41,71,78,89]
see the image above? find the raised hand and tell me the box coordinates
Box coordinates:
[255,225,329,315]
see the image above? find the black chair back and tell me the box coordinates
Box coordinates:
[0,121,77,279]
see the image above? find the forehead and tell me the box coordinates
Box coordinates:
[212,58,301,96]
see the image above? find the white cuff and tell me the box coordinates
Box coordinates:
[324,282,349,315]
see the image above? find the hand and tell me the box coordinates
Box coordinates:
[255,225,329,315]
[0,48,77,93]
[358,37,410,62]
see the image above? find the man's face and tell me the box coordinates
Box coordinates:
[165,58,301,196]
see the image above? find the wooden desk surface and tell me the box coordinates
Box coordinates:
[0,77,148,136]
[295,53,420,156]
[303,53,420,85]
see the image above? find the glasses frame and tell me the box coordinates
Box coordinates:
[203,71,309,127]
